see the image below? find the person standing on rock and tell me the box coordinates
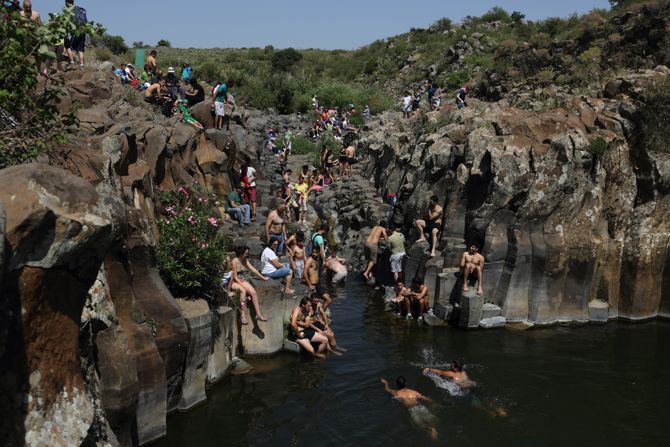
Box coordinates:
[415,195,443,258]
[260,238,295,294]
[362,221,388,280]
[63,0,87,67]
[401,91,412,118]
[212,80,231,130]
[456,85,469,109]
[289,232,306,281]
[146,50,157,76]
[241,163,257,221]
[311,223,329,266]
[265,202,287,255]
[226,185,251,227]
[461,243,485,295]
[303,246,321,291]
[387,223,406,281]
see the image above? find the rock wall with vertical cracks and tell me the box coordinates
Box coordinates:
[358,67,670,325]
[0,65,285,445]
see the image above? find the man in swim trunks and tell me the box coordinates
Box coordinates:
[288,297,328,358]
[408,277,430,320]
[381,376,438,440]
[265,202,288,255]
[422,360,474,388]
[461,243,485,295]
[308,293,342,354]
[289,232,306,280]
[414,195,443,257]
[344,143,356,176]
[362,220,388,280]
[304,247,321,291]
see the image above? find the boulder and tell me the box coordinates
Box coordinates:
[207,306,236,384]
[588,299,609,323]
[479,316,507,328]
[457,289,483,329]
[481,303,502,320]
[95,325,140,447]
[238,280,288,356]
[0,164,112,446]
[176,299,214,410]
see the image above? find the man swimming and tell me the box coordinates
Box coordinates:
[422,360,475,388]
[381,376,438,441]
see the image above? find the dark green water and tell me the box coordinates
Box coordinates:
[157,278,670,446]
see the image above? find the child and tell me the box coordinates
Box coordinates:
[290,232,306,280]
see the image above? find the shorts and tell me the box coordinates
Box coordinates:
[214,101,225,117]
[245,186,257,203]
[390,252,405,273]
[402,105,410,113]
[332,270,347,283]
[339,155,348,164]
[364,242,379,262]
[65,34,86,53]
[425,220,442,236]
[313,321,326,331]
[293,259,304,279]
[347,157,356,165]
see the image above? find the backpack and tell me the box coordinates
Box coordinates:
[74,6,87,24]
[305,233,326,257]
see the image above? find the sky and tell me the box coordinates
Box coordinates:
[35,0,612,50]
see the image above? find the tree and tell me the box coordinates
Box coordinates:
[93,32,128,55]
[0,4,104,167]
[511,11,526,25]
[132,41,144,48]
[271,48,302,72]
[157,39,171,47]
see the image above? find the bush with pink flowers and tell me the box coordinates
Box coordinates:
[156,185,230,298]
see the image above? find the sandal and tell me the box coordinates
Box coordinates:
[240,315,249,325]
[255,315,268,322]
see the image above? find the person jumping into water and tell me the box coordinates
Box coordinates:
[381,376,438,441]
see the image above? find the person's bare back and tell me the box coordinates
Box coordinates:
[366,225,387,245]
[326,256,346,273]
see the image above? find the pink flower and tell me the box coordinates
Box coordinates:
[207,217,218,227]
[188,216,197,225]
[201,243,209,249]
[178,186,189,197]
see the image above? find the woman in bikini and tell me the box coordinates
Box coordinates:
[223,245,269,325]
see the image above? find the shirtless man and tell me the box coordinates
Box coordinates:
[344,143,356,176]
[303,247,321,291]
[20,0,40,23]
[408,277,430,320]
[325,248,348,284]
[144,80,165,104]
[460,243,485,295]
[265,203,287,255]
[362,220,388,280]
[380,376,438,441]
[288,298,328,358]
[145,50,157,75]
[391,279,412,317]
[308,293,343,354]
[422,361,474,388]
[288,232,306,280]
[415,195,443,257]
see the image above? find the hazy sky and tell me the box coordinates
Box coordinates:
[35,0,611,49]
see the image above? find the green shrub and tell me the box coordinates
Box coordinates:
[586,137,609,155]
[641,76,670,154]
[94,47,113,61]
[292,136,317,155]
[156,185,231,299]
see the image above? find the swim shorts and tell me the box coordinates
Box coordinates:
[293,259,304,279]
[390,252,405,273]
[364,242,379,262]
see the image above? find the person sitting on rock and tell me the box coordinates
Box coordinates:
[461,243,485,295]
[387,223,406,281]
[289,231,306,281]
[260,238,295,294]
[314,283,333,311]
[226,185,251,227]
[325,247,348,284]
[303,246,321,291]
[175,99,203,130]
[391,278,412,317]
[265,202,288,255]
[143,79,165,104]
[308,292,343,355]
[362,220,388,280]
[415,195,443,257]
[222,245,269,325]
[184,78,205,106]
[288,297,329,358]
[408,277,430,321]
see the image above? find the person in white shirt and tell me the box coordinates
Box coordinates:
[260,238,295,294]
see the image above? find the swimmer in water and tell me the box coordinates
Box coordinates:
[381,376,438,441]
[423,360,476,388]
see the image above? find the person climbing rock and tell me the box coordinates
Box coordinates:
[380,377,438,441]
[461,243,485,295]
[414,195,442,257]
[362,220,387,280]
